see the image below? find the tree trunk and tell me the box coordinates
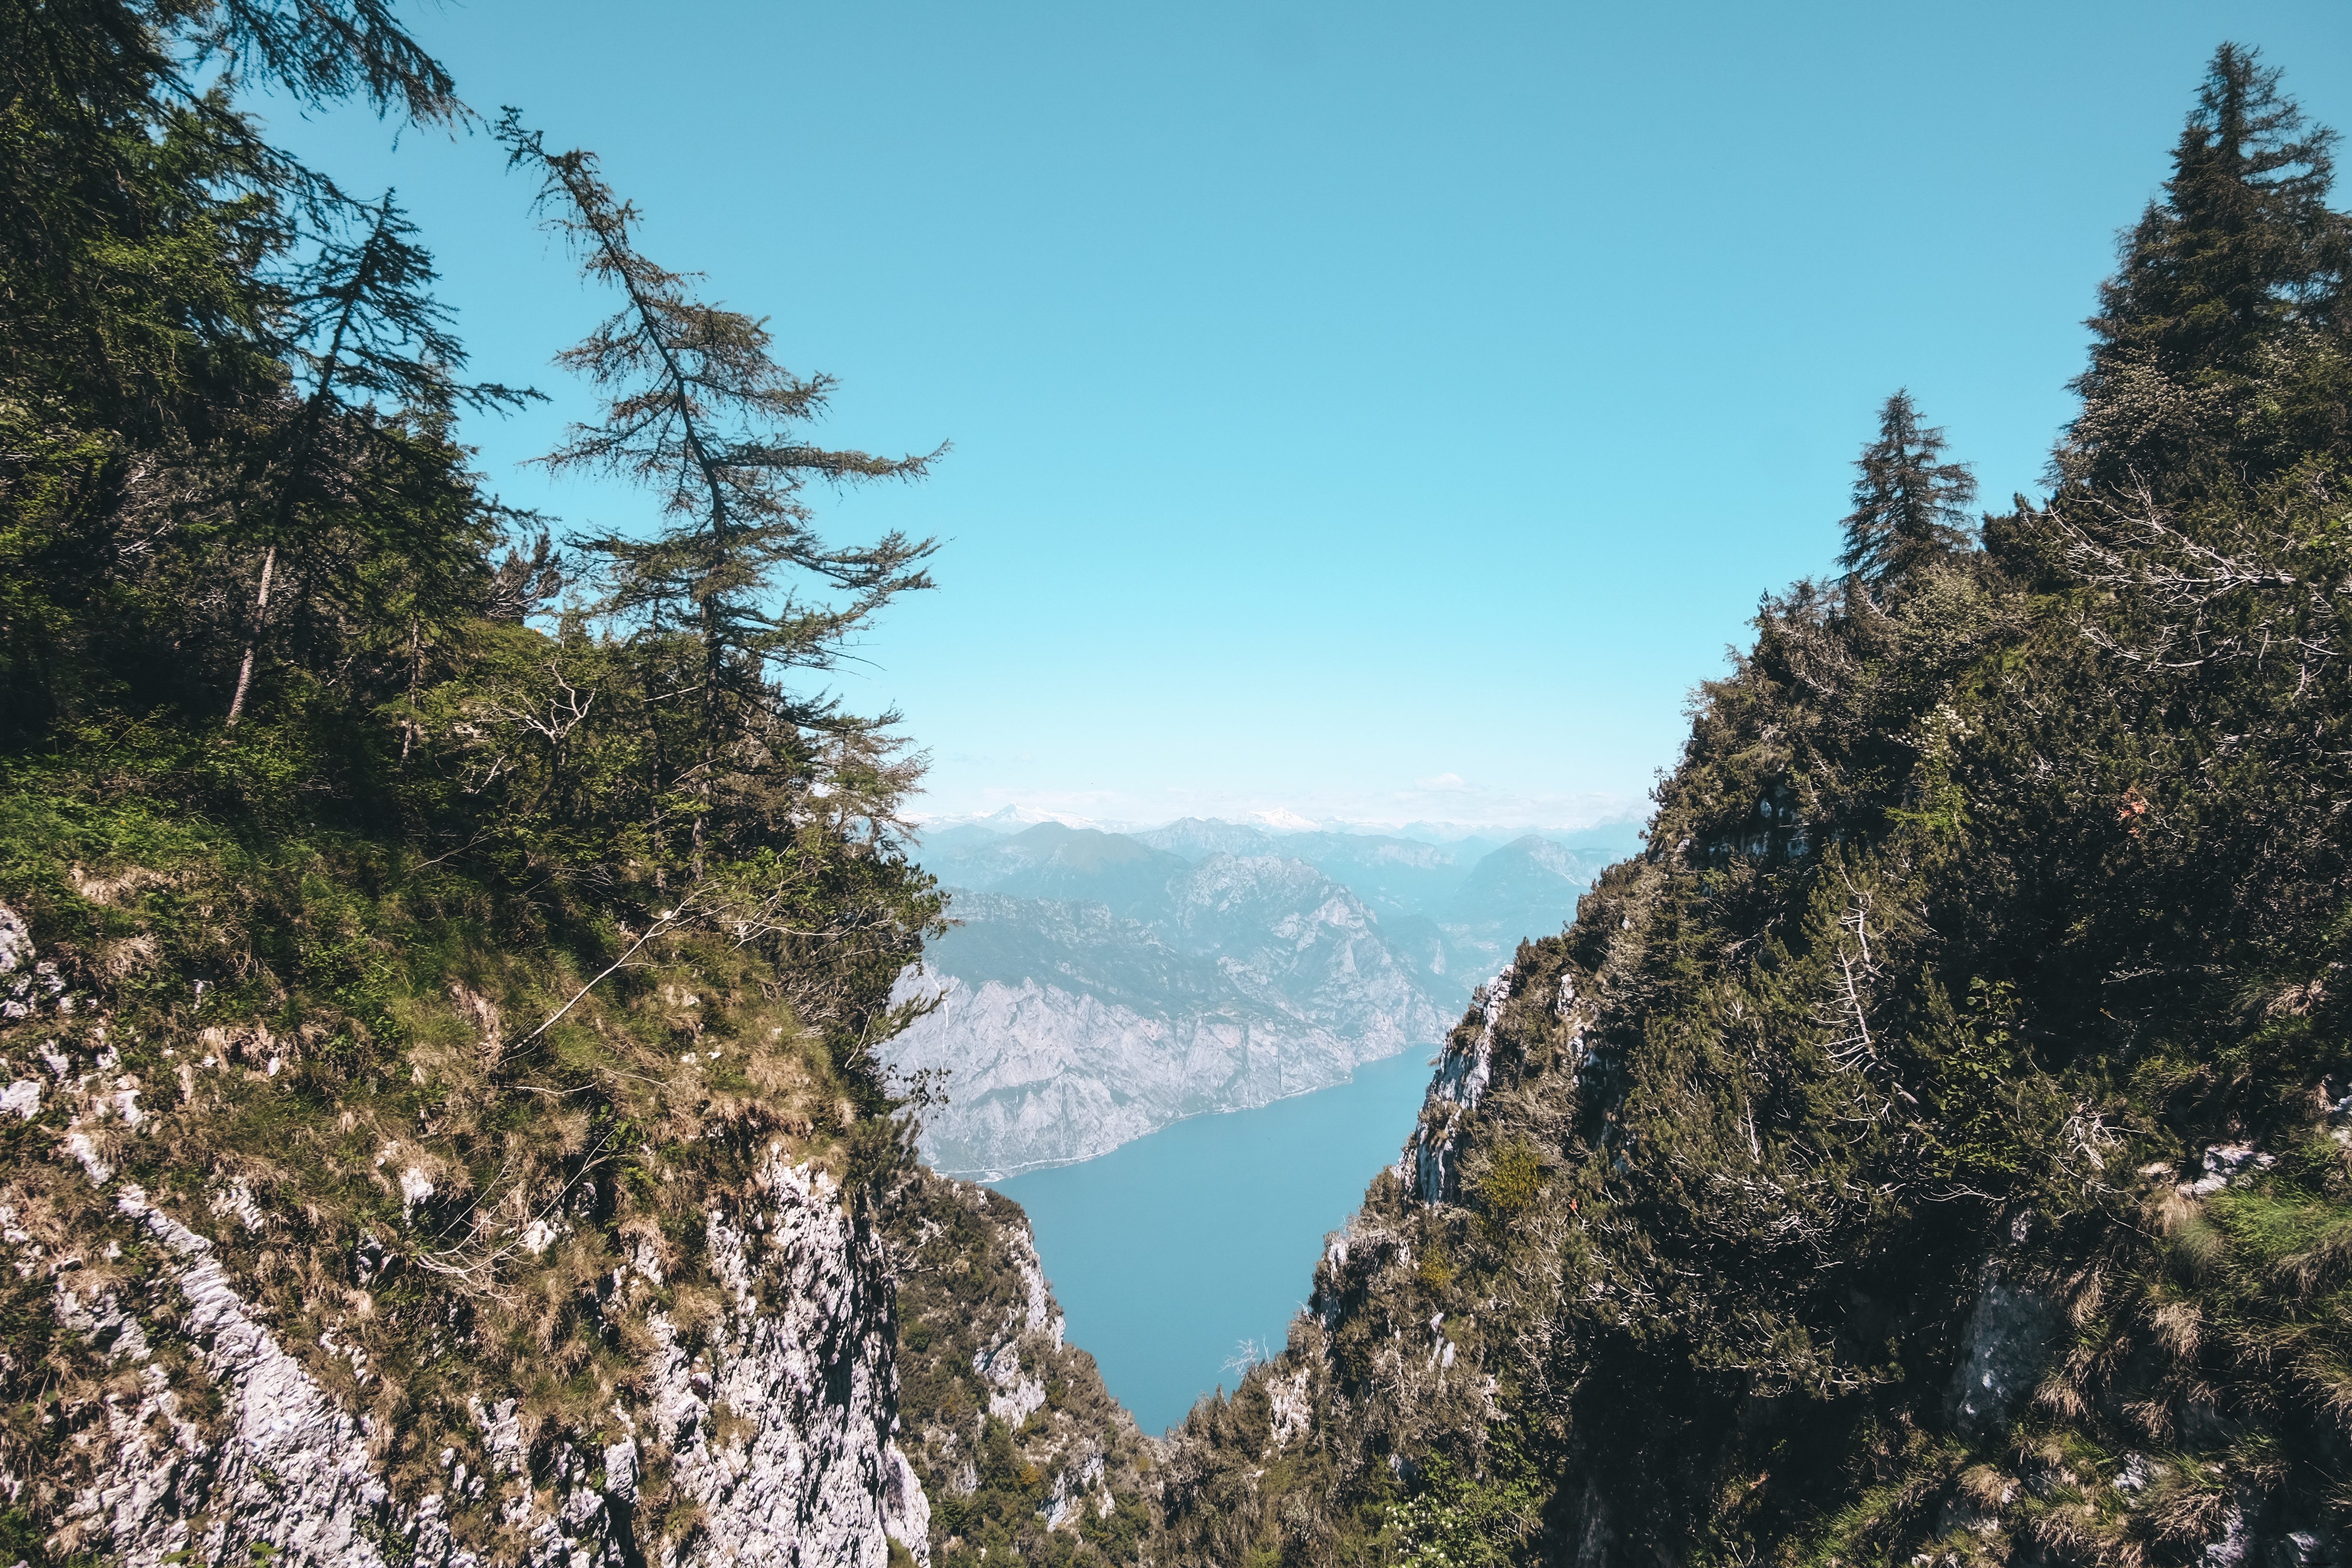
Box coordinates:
[400,614,420,761]
[225,544,277,728]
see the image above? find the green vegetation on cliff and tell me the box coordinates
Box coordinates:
[0,2,948,1560]
[885,1172,1155,1568]
[1160,44,2352,1568]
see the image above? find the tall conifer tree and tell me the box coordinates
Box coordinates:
[2065,43,2352,492]
[1838,391,1976,590]
[496,113,942,872]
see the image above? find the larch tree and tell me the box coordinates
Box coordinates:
[495,112,942,876]
[224,191,532,724]
[1838,390,1977,591]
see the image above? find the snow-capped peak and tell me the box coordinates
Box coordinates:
[925,804,1103,833]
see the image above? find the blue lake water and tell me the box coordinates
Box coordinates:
[990,1049,1435,1435]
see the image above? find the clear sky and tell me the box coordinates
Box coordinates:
[260,0,2352,830]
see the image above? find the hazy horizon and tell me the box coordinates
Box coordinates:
[908,800,1650,839]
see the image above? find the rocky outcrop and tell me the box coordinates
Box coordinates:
[1396,968,1507,1203]
[885,1172,1153,1566]
[0,904,929,1568]
[1945,1269,2060,1438]
[14,1151,922,1568]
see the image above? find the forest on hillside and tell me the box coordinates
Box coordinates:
[1157,41,2352,1568]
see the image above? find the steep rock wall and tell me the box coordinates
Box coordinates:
[885,1171,1154,1567]
[882,861,1448,1177]
[0,906,929,1568]
[884,968,1360,1177]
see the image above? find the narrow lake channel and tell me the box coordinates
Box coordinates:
[990,1048,1436,1434]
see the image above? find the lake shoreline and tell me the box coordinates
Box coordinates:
[988,1047,1438,1433]
[933,1042,1443,1182]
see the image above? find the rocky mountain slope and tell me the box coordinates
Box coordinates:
[0,4,961,1559]
[1438,835,1612,979]
[0,896,929,1568]
[881,836,1450,1175]
[882,820,1635,1176]
[881,894,1370,1176]
[884,1170,1154,1568]
[884,819,1629,1175]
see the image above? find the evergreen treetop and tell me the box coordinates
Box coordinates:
[496,113,942,747]
[2067,42,2352,492]
[1836,389,1976,590]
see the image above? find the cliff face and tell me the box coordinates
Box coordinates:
[883,1170,1154,1568]
[0,900,931,1568]
[882,861,1446,1176]
[886,962,1361,1177]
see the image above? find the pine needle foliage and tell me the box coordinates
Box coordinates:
[2066,43,2352,496]
[496,114,940,751]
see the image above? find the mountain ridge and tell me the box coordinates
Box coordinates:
[1149,50,2352,1568]
[881,817,1627,1175]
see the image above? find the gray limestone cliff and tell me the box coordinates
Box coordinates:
[888,819,1624,1177]
[881,861,1446,1176]
[0,905,931,1568]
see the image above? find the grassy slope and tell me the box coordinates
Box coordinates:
[0,727,902,1562]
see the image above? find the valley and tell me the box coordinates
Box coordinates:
[4,11,2347,1568]
[992,1047,1435,1434]
[880,817,1633,1175]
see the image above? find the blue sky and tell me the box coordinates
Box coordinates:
[263,0,2352,829]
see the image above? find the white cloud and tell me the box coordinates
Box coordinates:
[910,777,1645,836]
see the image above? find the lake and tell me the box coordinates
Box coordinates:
[991,1048,1435,1434]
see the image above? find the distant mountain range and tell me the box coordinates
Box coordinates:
[880,816,1638,1176]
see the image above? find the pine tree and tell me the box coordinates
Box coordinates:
[2065,43,2352,492]
[1837,391,1976,590]
[496,113,942,871]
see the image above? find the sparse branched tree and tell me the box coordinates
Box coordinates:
[225,190,533,723]
[1837,391,1977,591]
[495,111,942,869]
